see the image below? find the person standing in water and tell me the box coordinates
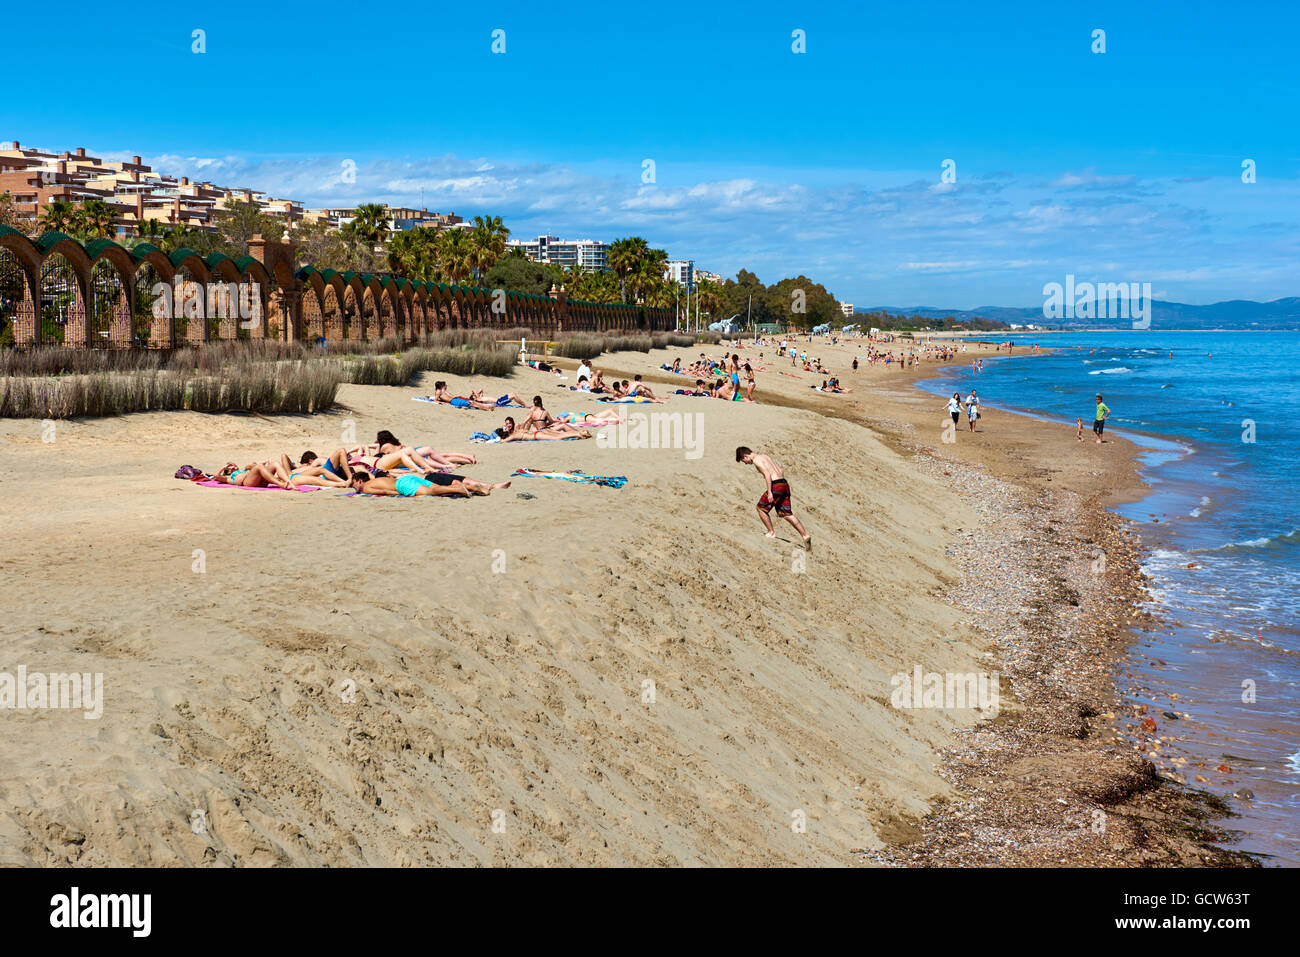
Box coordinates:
[736,447,811,550]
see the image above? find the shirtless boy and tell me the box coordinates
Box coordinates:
[735,446,811,550]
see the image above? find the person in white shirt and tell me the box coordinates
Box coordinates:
[576,360,592,383]
[947,392,962,428]
[965,391,980,432]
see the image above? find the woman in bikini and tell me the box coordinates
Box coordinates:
[284,452,352,488]
[496,416,592,442]
[521,396,557,430]
[555,409,622,425]
[213,461,296,489]
[354,431,477,471]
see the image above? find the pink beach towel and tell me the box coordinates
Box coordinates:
[194,480,322,492]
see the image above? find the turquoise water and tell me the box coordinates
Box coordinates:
[920,330,1300,865]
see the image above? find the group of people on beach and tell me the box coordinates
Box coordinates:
[661,353,758,402]
[208,430,510,498]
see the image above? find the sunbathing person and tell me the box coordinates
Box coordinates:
[431,382,525,410]
[628,375,659,400]
[422,471,511,496]
[349,470,472,498]
[284,451,352,487]
[212,462,296,489]
[366,430,477,470]
[522,395,558,430]
[555,409,623,425]
[495,416,592,441]
[297,448,353,482]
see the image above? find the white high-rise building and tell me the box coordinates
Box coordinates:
[505,235,609,272]
[664,259,694,288]
[841,302,855,317]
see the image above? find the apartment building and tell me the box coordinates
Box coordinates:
[664,259,694,288]
[0,141,306,235]
[505,234,609,272]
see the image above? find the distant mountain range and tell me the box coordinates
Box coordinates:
[856,298,1300,330]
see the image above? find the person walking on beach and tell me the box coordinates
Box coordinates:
[947,392,962,430]
[1093,394,1110,444]
[965,390,980,432]
[736,447,811,551]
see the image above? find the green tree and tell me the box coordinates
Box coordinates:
[436,228,475,283]
[70,199,119,240]
[387,227,443,282]
[214,197,284,251]
[343,203,389,247]
[0,192,34,234]
[607,236,649,303]
[38,200,78,234]
[483,249,562,295]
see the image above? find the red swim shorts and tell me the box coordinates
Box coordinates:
[758,479,792,517]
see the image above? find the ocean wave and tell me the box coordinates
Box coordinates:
[1190,496,1211,518]
[1089,367,1132,375]
[1200,528,1300,553]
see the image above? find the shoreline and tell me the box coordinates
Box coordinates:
[591,337,1255,864]
[826,342,1256,864]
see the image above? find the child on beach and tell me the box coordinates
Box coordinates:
[1093,394,1110,444]
[1076,417,1085,442]
[735,447,812,550]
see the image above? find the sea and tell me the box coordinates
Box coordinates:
[919,330,1300,865]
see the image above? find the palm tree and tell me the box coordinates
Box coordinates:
[436,228,475,283]
[74,199,118,240]
[473,214,509,244]
[629,247,669,304]
[696,279,723,321]
[387,228,442,282]
[348,203,389,246]
[469,215,507,283]
[136,218,167,243]
[607,236,649,303]
[38,200,77,234]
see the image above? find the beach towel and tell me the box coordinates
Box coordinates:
[470,431,501,443]
[193,480,322,492]
[414,396,523,409]
[511,468,627,489]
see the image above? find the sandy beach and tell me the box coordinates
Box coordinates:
[0,335,1252,865]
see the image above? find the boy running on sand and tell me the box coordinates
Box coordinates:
[736,447,811,550]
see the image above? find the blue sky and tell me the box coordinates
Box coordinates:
[5,1,1298,307]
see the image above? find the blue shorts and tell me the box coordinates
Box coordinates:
[395,474,432,497]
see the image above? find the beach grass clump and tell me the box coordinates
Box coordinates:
[0,360,341,418]
[653,333,696,349]
[554,335,605,361]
